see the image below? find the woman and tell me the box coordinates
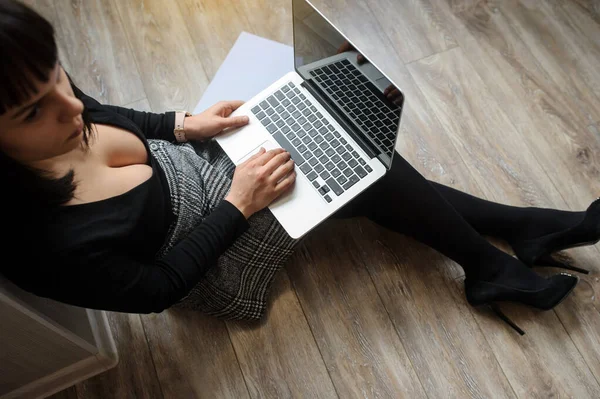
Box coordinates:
[0,0,595,335]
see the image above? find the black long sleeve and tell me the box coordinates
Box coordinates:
[51,200,249,313]
[102,104,177,142]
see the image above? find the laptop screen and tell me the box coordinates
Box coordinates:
[292,0,404,168]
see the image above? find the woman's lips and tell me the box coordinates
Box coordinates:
[68,123,83,140]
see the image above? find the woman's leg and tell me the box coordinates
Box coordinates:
[330,153,550,289]
[426,182,584,242]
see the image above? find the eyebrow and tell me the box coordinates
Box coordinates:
[11,66,61,120]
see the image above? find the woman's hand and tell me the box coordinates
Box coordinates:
[183,100,250,141]
[225,148,296,219]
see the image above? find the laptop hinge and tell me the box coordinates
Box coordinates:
[301,79,379,159]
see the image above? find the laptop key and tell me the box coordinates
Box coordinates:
[352,151,360,158]
[340,138,347,145]
[298,144,307,153]
[314,148,324,157]
[337,175,348,185]
[348,159,358,168]
[319,141,330,150]
[268,96,278,106]
[308,142,318,151]
[292,138,302,147]
[315,164,324,173]
[331,169,341,178]
[320,171,331,180]
[292,97,301,105]
[298,116,307,125]
[324,195,332,203]
[315,136,324,144]
[275,91,285,100]
[266,108,275,116]
[343,168,353,177]
[307,171,318,181]
[308,114,317,123]
[332,154,341,163]
[358,158,366,165]
[252,105,261,113]
[282,125,291,134]
[365,165,373,173]
[297,130,307,138]
[302,135,312,144]
[291,123,301,132]
[354,166,367,178]
[281,111,290,120]
[282,99,291,107]
[325,148,335,157]
[309,157,319,166]
[302,108,311,116]
[342,152,352,161]
[312,181,320,188]
[276,119,285,128]
[260,100,269,109]
[343,175,360,190]
[298,102,306,110]
[326,178,344,196]
[319,155,328,164]
[300,164,311,174]
[272,131,305,166]
[256,111,266,120]
[265,123,277,134]
[282,85,290,93]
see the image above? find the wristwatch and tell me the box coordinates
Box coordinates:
[174,111,192,142]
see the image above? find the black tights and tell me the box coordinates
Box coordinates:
[331,152,584,286]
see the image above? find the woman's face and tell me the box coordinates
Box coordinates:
[0,63,85,165]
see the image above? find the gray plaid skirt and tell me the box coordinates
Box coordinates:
[149,139,299,320]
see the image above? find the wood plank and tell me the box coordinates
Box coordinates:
[426,0,600,382]
[407,45,600,398]
[47,386,79,399]
[113,0,210,112]
[488,0,600,126]
[352,220,516,398]
[286,222,427,398]
[238,0,293,46]
[140,311,250,399]
[75,312,163,399]
[366,0,457,63]
[52,0,145,106]
[226,271,337,398]
[176,0,253,80]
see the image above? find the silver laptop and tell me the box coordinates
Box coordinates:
[216,0,404,239]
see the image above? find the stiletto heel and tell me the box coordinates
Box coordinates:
[537,254,590,275]
[465,273,579,335]
[510,198,600,274]
[489,303,525,335]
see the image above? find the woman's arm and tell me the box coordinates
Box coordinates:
[101,104,177,142]
[41,200,249,314]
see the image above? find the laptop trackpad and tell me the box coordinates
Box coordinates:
[236,139,279,164]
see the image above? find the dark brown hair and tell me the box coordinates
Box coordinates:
[0,0,94,209]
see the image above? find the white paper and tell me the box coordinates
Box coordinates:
[193,32,294,114]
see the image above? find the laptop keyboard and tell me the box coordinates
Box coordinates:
[251,82,373,203]
[310,59,399,159]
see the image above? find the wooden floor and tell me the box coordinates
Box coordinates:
[25,0,600,397]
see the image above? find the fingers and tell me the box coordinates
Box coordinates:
[336,41,353,54]
[219,114,250,129]
[262,150,292,175]
[253,148,287,166]
[274,169,296,192]
[357,53,367,64]
[269,158,296,183]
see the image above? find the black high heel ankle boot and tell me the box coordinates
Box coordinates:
[465,273,579,335]
[509,198,600,275]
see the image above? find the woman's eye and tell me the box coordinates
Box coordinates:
[24,104,40,122]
